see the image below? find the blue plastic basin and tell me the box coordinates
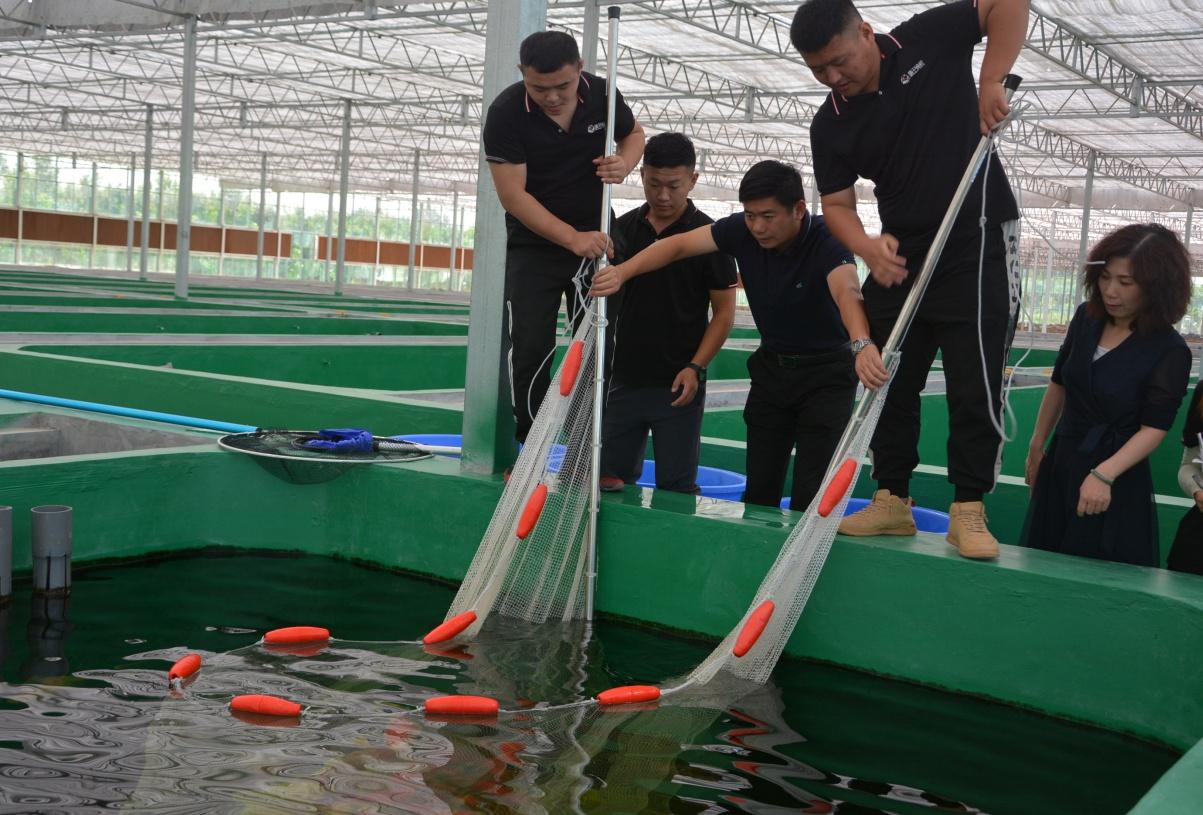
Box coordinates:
[779,496,950,533]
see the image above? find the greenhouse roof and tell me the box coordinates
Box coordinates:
[0,0,1200,213]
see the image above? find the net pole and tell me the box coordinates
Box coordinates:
[585,5,622,622]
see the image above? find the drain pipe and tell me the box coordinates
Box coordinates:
[0,389,255,434]
[31,505,72,597]
[0,505,10,606]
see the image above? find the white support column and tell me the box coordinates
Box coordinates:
[417,202,426,274]
[448,188,459,290]
[274,190,283,279]
[89,162,98,270]
[126,153,136,272]
[335,98,352,295]
[175,14,198,299]
[407,148,420,290]
[372,195,381,285]
[139,105,153,280]
[156,169,165,273]
[14,152,22,265]
[462,0,547,473]
[324,190,333,283]
[217,186,226,277]
[582,0,600,73]
[1075,150,1096,305]
[256,152,267,280]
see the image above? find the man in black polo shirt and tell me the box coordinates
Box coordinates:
[593,160,889,510]
[601,133,738,494]
[482,31,645,446]
[792,0,1027,558]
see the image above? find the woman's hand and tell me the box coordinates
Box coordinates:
[1077,472,1112,516]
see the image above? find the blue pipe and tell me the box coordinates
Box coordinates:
[0,389,255,434]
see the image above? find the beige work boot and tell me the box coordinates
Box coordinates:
[837,489,917,537]
[946,501,999,559]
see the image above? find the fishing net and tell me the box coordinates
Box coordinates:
[674,360,897,689]
[440,304,600,632]
[217,429,432,485]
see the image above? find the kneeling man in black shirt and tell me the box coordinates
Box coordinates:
[593,160,888,510]
[601,133,738,494]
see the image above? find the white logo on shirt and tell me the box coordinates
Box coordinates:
[587,122,606,133]
[900,60,926,85]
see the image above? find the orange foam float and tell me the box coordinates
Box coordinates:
[559,340,585,396]
[167,653,202,682]
[732,600,776,658]
[817,458,857,517]
[229,694,302,717]
[424,695,500,717]
[423,610,477,645]
[597,685,661,706]
[263,625,330,645]
[516,484,548,540]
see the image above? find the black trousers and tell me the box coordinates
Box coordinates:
[863,227,1014,497]
[601,380,706,493]
[743,347,857,509]
[504,243,592,443]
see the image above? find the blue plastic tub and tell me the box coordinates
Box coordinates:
[407,434,747,500]
[779,496,950,533]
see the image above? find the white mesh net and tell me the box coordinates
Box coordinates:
[672,360,898,689]
[445,297,600,629]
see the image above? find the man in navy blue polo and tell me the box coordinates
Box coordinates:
[482,31,646,445]
[593,160,888,510]
[792,0,1027,558]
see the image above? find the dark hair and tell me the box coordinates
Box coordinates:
[1083,223,1192,332]
[739,160,806,208]
[791,0,863,55]
[643,132,696,170]
[519,31,580,74]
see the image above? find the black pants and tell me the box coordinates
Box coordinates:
[863,227,1013,498]
[504,243,592,443]
[601,380,706,493]
[743,347,857,509]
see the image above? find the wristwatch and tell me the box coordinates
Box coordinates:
[686,362,707,382]
[850,338,875,357]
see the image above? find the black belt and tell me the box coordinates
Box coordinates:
[759,345,851,368]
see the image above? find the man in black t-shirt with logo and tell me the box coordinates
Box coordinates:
[482,31,646,445]
[792,0,1027,558]
[593,160,889,511]
[601,133,738,494]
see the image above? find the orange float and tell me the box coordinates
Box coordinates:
[229,694,302,717]
[424,695,500,717]
[167,653,201,682]
[263,625,330,644]
[423,610,477,644]
[732,600,775,658]
[559,340,585,396]
[817,459,857,517]
[597,685,661,706]
[516,484,548,539]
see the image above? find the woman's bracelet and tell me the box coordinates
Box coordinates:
[1089,468,1114,487]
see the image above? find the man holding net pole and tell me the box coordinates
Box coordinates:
[792,0,1028,559]
[483,30,645,453]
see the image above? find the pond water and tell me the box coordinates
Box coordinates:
[0,552,1179,814]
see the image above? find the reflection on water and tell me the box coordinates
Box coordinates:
[0,554,1180,814]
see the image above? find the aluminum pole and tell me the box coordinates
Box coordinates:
[407,148,420,290]
[585,5,622,622]
[175,14,197,299]
[126,153,136,272]
[139,105,153,279]
[255,152,267,280]
[335,98,352,295]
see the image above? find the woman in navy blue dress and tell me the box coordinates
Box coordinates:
[1022,224,1193,567]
